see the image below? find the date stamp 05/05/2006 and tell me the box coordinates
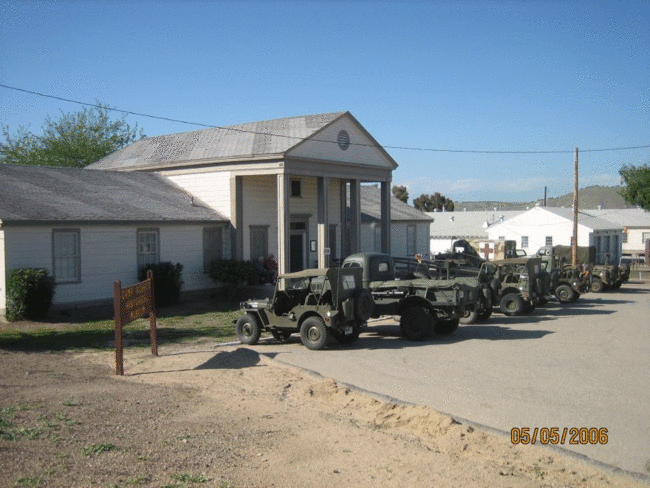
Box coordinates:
[511,427,608,446]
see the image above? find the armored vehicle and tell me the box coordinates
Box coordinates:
[235,267,373,350]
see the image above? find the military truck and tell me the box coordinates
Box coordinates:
[489,257,547,315]
[536,245,624,292]
[341,253,480,340]
[235,267,373,350]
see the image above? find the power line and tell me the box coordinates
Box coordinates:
[2,83,649,155]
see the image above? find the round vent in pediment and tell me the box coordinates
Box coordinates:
[337,130,350,151]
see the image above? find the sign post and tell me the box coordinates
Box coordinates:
[114,270,157,376]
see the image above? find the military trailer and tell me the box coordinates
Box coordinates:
[342,253,480,340]
[235,267,373,350]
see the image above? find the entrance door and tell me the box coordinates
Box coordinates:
[290,234,304,272]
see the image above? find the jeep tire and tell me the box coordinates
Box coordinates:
[500,293,524,316]
[459,307,478,325]
[300,316,330,350]
[555,284,575,304]
[354,289,374,322]
[236,313,263,345]
[400,306,434,341]
[591,279,604,293]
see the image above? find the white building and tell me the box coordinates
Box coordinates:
[586,208,650,260]
[486,207,623,263]
[1,112,431,314]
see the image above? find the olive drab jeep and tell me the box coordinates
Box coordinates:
[490,257,546,316]
[235,267,373,350]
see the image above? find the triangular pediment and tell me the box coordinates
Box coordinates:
[286,113,398,170]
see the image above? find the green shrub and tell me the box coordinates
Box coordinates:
[6,268,55,321]
[208,259,254,287]
[138,262,183,307]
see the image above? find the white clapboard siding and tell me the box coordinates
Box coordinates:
[287,117,394,170]
[164,171,232,218]
[2,224,216,307]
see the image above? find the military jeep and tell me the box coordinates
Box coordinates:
[235,267,373,350]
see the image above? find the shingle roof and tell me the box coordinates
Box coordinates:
[0,164,227,223]
[351,185,432,223]
[86,112,347,171]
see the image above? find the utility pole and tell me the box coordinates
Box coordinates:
[544,186,547,207]
[572,148,579,266]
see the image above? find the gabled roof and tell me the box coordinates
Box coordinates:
[0,164,227,224]
[87,112,348,171]
[426,210,524,238]
[584,208,650,228]
[486,206,620,232]
[351,185,433,223]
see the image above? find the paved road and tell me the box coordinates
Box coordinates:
[248,280,650,476]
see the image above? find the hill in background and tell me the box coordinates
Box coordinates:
[455,185,629,211]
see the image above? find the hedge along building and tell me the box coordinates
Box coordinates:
[0,164,227,315]
[87,112,397,275]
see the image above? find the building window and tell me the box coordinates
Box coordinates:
[203,227,223,272]
[250,226,269,262]
[407,225,417,256]
[622,232,628,243]
[545,236,553,246]
[521,236,529,249]
[498,236,505,241]
[137,229,159,269]
[642,232,650,243]
[290,179,301,198]
[52,229,81,283]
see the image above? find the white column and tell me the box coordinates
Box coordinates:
[317,177,329,268]
[349,179,361,254]
[277,174,290,276]
[380,180,391,254]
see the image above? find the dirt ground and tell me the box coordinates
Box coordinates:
[1,336,649,488]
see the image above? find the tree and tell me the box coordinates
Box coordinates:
[392,185,409,203]
[413,192,455,212]
[1,103,144,168]
[619,164,650,210]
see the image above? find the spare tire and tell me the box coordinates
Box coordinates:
[354,289,374,322]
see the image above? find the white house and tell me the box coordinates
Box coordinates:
[88,111,397,275]
[1,112,403,314]
[426,210,524,256]
[485,206,623,263]
[0,164,228,314]
[585,208,650,260]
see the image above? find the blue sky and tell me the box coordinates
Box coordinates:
[1,0,648,203]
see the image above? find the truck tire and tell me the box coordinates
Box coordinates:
[459,308,478,324]
[555,284,575,304]
[591,279,604,293]
[435,319,459,335]
[354,289,374,322]
[300,316,330,350]
[236,313,263,345]
[500,293,523,316]
[400,306,434,341]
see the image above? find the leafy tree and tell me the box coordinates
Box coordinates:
[1,103,144,168]
[392,185,409,203]
[619,164,650,210]
[413,192,455,212]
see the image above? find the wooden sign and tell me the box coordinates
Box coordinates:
[114,270,158,376]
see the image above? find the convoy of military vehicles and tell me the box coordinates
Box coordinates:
[235,241,632,350]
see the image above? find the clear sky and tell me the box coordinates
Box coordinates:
[1,0,648,203]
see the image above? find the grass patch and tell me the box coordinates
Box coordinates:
[170,473,209,483]
[0,304,240,352]
[82,442,117,456]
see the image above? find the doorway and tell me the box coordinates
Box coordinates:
[290,221,307,272]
